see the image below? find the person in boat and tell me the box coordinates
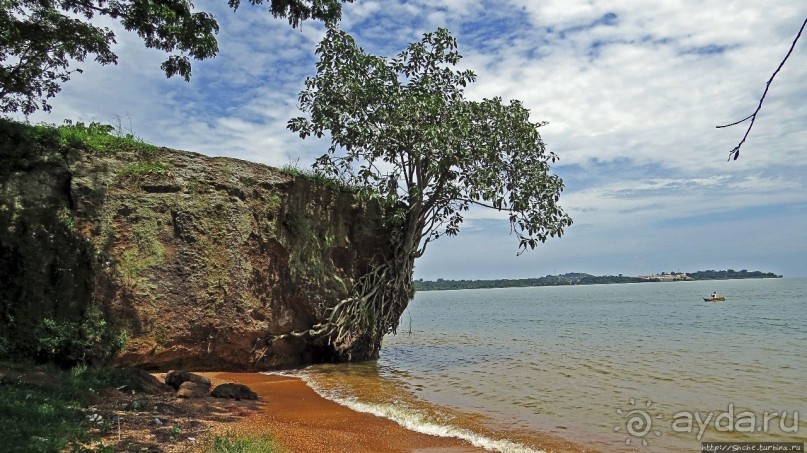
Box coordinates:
[710,291,717,299]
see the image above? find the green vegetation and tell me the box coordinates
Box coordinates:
[35,310,128,367]
[207,432,283,453]
[416,273,642,291]
[0,362,142,452]
[688,269,782,280]
[414,270,782,291]
[1,118,139,367]
[280,163,358,192]
[55,120,156,154]
[1,0,354,115]
[290,27,571,254]
[0,118,154,161]
[0,360,287,452]
[116,206,167,293]
[151,327,169,354]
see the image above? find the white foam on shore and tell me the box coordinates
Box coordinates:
[267,371,546,453]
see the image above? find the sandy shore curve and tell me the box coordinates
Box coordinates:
[200,372,600,453]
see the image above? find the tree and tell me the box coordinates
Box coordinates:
[0,0,353,115]
[287,27,572,359]
[229,0,351,27]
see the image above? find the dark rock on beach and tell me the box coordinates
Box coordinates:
[211,382,258,400]
[176,381,211,399]
[164,370,211,390]
[124,368,172,394]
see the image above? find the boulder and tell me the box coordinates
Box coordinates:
[124,368,172,394]
[176,381,210,399]
[164,370,211,391]
[211,383,258,401]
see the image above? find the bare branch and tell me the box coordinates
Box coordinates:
[717,17,806,161]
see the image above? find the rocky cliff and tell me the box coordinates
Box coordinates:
[0,121,391,370]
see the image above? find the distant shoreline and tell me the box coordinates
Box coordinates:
[415,269,782,291]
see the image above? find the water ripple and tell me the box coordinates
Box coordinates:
[376,279,806,452]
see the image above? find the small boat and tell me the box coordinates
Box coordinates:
[703,297,726,302]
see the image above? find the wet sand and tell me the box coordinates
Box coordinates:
[199,372,601,453]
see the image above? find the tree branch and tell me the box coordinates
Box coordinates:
[717,17,806,161]
[457,197,504,211]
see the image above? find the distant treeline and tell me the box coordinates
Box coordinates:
[414,269,782,291]
[686,269,782,280]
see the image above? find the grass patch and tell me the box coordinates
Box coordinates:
[0,118,157,161]
[0,361,140,452]
[207,432,283,453]
[57,120,156,154]
[35,310,128,367]
[280,164,357,192]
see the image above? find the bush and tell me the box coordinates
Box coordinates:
[0,361,143,452]
[35,310,127,367]
[0,334,9,357]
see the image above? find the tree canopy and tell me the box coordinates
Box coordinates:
[286,27,572,359]
[0,0,353,115]
[290,27,572,256]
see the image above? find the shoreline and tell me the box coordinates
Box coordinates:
[201,372,482,452]
[201,372,600,453]
[1,363,602,452]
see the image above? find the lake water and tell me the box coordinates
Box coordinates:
[286,278,806,452]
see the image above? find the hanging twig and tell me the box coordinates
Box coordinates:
[717,17,806,161]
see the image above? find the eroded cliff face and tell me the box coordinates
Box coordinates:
[0,129,390,370]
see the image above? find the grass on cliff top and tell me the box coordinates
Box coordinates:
[1,117,360,195]
[58,120,157,154]
[0,117,156,157]
[280,163,365,194]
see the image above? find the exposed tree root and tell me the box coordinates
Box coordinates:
[271,230,415,361]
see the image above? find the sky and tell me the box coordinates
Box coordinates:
[22,0,807,279]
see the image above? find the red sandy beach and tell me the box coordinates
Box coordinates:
[200,372,600,453]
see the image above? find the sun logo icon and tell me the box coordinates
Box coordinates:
[614,398,663,447]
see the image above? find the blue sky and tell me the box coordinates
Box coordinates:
[24,0,807,279]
